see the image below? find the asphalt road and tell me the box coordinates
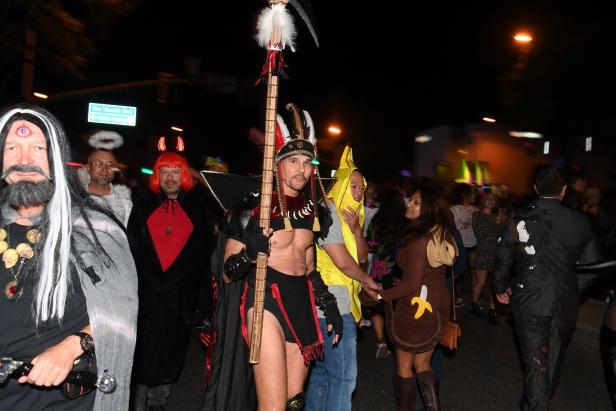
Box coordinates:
[168,305,612,410]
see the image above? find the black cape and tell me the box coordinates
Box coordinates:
[128,185,215,386]
[202,188,332,411]
[202,194,258,410]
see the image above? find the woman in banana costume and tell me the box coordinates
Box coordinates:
[364,180,457,411]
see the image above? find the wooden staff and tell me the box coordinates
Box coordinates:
[250,0,319,364]
[249,6,283,365]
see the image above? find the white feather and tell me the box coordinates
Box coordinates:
[255,3,297,52]
[276,114,292,144]
[303,110,317,146]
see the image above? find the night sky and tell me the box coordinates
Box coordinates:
[3,1,616,182]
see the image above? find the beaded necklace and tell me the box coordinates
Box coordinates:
[0,226,41,301]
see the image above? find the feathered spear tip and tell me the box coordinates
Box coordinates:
[256,3,297,52]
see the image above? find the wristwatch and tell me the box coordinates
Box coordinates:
[73,331,95,354]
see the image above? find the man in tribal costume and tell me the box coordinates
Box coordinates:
[204,103,343,411]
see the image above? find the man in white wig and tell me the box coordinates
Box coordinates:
[0,104,138,410]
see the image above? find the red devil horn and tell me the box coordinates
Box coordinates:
[157,136,167,152]
[176,136,185,152]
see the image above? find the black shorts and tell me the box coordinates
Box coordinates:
[241,267,323,363]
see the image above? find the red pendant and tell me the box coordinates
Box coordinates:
[5,280,21,301]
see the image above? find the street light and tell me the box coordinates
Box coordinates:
[482,117,496,123]
[328,126,341,135]
[33,92,48,99]
[509,131,543,139]
[171,126,183,132]
[514,32,533,43]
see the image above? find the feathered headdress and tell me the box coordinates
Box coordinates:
[275,103,317,162]
[273,103,325,232]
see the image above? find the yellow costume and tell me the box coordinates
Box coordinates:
[316,146,366,322]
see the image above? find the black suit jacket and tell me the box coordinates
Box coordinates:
[493,198,601,319]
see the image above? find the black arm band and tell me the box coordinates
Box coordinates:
[308,270,336,308]
[224,248,252,281]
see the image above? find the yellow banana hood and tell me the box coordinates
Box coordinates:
[316,145,367,322]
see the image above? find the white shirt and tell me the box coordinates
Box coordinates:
[450,204,478,248]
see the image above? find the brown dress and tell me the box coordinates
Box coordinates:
[380,234,451,353]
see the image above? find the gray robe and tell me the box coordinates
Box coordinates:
[72,209,138,411]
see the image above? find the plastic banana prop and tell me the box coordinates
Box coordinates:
[411,285,433,319]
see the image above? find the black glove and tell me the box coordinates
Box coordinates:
[244,225,269,260]
[224,248,252,281]
[308,270,343,341]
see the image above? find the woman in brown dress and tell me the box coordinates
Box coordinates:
[364,181,456,411]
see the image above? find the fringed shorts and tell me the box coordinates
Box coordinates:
[241,267,324,364]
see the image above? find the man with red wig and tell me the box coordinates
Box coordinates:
[128,152,215,411]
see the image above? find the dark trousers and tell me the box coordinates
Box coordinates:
[600,324,616,409]
[514,313,576,411]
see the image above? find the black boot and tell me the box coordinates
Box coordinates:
[600,324,616,410]
[286,392,305,411]
[487,309,499,325]
[417,371,441,411]
[470,302,485,318]
[393,374,417,411]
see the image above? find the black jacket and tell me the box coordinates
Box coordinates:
[493,198,602,319]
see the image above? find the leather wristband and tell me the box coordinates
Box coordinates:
[307,270,343,339]
[73,331,95,354]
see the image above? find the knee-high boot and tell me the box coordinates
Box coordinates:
[393,374,417,411]
[287,392,305,411]
[417,371,441,411]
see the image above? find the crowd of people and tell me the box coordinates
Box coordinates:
[0,101,614,411]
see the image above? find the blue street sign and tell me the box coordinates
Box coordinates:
[87,103,137,126]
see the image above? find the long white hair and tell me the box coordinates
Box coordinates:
[0,106,73,324]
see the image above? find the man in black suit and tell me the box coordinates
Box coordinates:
[493,165,602,410]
